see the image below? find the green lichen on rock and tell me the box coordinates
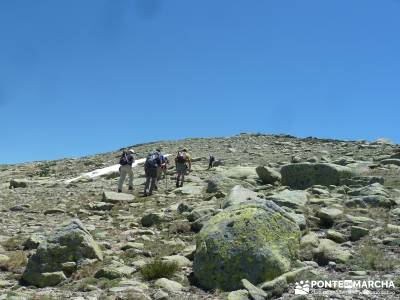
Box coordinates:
[193,200,301,291]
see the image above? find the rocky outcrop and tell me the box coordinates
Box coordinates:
[22,219,103,287]
[280,163,352,189]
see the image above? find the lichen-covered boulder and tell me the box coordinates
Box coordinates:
[193,200,301,291]
[280,163,352,189]
[22,219,103,287]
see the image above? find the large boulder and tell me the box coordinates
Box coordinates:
[256,166,281,184]
[280,163,352,189]
[222,185,259,209]
[193,200,301,291]
[22,219,103,287]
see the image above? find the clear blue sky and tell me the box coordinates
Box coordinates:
[1,0,399,164]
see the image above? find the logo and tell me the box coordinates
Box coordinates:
[293,279,396,296]
[294,280,310,295]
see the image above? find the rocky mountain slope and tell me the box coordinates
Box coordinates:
[1,133,400,300]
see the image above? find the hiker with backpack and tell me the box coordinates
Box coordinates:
[143,150,161,197]
[175,148,191,187]
[208,154,215,170]
[118,149,135,193]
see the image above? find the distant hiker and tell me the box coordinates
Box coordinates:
[208,154,215,170]
[143,150,161,196]
[118,149,135,193]
[175,148,191,187]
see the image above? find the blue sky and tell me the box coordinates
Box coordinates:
[1,0,399,164]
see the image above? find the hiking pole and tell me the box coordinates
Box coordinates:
[165,166,168,190]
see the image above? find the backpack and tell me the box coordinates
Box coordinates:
[176,151,186,164]
[145,152,159,169]
[119,153,129,165]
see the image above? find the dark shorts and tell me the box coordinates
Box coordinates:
[176,163,187,175]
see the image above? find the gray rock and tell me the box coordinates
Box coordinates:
[177,203,193,214]
[299,232,319,261]
[190,214,213,232]
[95,264,135,279]
[222,166,257,180]
[23,234,44,250]
[241,279,268,300]
[9,179,29,188]
[348,183,389,197]
[187,206,216,222]
[380,159,400,166]
[102,190,135,204]
[266,189,309,209]
[326,230,347,244]
[222,185,259,209]
[313,239,351,265]
[350,226,369,241]
[260,275,288,297]
[255,166,281,184]
[162,255,191,268]
[88,202,114,211]
[141,212,168,227]
[317,207,343,227]
[227,289,250,300]
[22,219,103,287]
[154,278,183,292]
[175,184,204,196]
[153,290,169,300]
[280,163,352,189]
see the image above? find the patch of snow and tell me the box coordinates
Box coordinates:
[65,154,170,183]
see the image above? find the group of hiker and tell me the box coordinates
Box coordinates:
[117,148,196,196]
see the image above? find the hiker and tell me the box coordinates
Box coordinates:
[160,155,169,179]
[208,154,215,170]
[143,150,161,196]
[153,148,163,191]
[175,148,191,187]
[118,149,135,193]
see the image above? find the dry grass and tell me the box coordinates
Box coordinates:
[143,240,185,257]
[349,244,399,271]
[1,236,25,251]
[141,259,179,280]
[169,220,192,234]
[0,251,28,273]
[70,261,103,280]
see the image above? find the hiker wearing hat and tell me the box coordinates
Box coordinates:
[175,148,191,187]
[118,149,135,193]
[143,150,162,196]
